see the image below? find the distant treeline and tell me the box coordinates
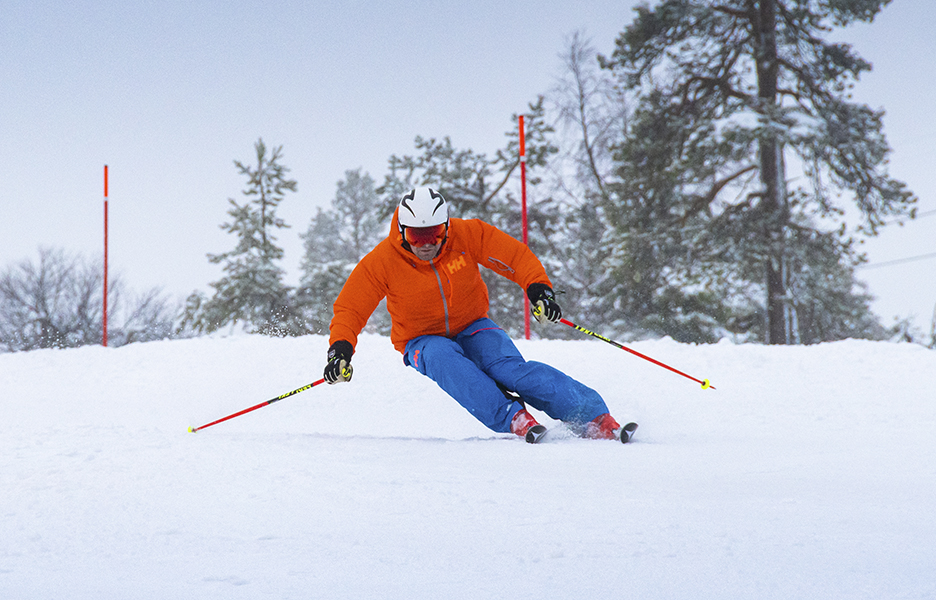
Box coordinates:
[6,1,931,352]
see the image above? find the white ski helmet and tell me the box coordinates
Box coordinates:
[398,187,449,228]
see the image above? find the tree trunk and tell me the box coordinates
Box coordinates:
[755,0,788,344]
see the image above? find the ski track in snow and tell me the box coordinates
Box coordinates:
[2,333,935,599]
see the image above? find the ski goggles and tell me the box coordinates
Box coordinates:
[402,223,447,247]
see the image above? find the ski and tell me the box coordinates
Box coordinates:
[619,422,638,443]
[524,422,638,444]
[525,424,548,444]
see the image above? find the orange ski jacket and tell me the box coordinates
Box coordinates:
[329,208,552,354]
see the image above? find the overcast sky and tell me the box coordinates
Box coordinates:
[2,0,934,335]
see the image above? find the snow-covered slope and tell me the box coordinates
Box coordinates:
[2,333,934,599]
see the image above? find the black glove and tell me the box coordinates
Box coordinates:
[527,283,562,324]
[324,340,354,384]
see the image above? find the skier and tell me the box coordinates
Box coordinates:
[323,187,632,442]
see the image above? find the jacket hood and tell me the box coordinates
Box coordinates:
[388,207,407,256]
[389,207,401,240]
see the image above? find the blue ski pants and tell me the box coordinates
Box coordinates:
[403,318,610,433]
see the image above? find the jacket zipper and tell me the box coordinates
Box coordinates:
[430,260,451,336]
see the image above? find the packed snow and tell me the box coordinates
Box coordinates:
[2,332,934,599]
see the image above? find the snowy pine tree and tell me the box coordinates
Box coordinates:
[195,139,301,335]
[597,0,915,343]
[547,38,731,343]
[298,169,390,335]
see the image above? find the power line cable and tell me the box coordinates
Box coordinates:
[859,251,936,270]
[882,207,936,225]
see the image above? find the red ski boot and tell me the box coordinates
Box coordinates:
[586,413,639,442]
[585,413,621,440]
[511,408,547,443]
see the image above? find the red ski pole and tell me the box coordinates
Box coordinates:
[188,378,327,433]
[559,318,715,390]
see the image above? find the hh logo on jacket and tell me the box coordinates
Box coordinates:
[446,255,467,275]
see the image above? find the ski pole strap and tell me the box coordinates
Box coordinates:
[559,318,714,390]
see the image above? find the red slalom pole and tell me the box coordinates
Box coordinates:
[519,114,530,340]
[188,379,327,433]
[103,165,109,347]
[559,318,715,390]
